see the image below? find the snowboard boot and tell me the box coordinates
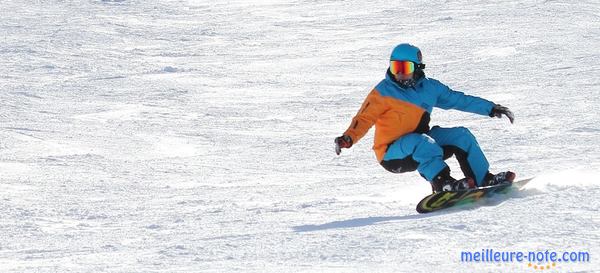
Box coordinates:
[484,171,516,186]
[431,167,476,193]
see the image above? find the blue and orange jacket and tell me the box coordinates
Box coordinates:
[343,72,495,162]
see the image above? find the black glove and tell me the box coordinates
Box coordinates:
[334,135,353,155]
[490,104,514,124]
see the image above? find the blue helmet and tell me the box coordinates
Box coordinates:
[390,43,423,64]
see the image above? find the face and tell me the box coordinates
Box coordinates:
[389,60,415,81]
[394,72,413,81]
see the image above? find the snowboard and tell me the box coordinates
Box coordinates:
[416,177,534,213]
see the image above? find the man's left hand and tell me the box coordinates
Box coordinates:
[490,104,514,124]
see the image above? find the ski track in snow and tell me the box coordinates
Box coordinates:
[1,0,599,272]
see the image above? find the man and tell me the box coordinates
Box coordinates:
[335,43,515,192]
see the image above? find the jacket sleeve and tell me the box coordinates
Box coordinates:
[433,81,495,116]
[343,89,387,144]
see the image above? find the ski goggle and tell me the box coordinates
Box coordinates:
[390,60,415,75]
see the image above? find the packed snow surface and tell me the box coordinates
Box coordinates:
[1,0,599,272]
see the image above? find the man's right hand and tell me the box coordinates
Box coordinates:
[334,135,353,155]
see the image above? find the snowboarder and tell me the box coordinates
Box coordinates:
[335,43,516,193]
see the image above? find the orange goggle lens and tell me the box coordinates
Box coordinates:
[390,60,415,75]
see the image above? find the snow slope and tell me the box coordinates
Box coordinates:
[0,0,599,272]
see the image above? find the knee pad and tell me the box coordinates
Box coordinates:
[381,157,419,173]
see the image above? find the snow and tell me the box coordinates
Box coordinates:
[1,0,599,272]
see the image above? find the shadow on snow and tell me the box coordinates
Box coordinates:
[292,211,456,233]
[291,189,539,233]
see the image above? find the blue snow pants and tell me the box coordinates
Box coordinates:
[380,126,489,186]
